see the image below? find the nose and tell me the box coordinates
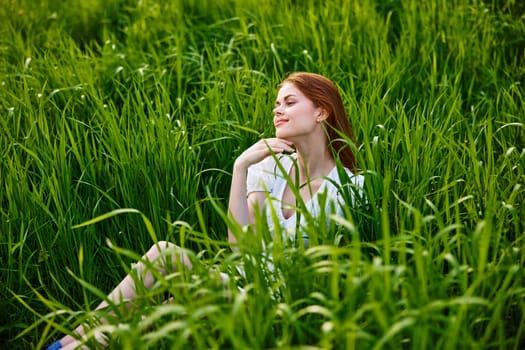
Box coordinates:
[273,105,283,116]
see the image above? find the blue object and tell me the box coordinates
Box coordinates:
[44,340,62,350]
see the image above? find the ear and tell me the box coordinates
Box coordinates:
[316,108,329,122]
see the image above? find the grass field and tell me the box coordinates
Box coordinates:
[1,0,524,348]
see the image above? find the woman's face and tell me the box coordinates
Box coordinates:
[273,82,323,141]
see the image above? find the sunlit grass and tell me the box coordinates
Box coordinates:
[1,0,524,348]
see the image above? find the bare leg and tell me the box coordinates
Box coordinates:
[56,241,191,349]
[60,330,107,350]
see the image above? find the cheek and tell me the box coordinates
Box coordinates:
[296,105,317,120]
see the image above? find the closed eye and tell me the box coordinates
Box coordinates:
[275,94,298,107]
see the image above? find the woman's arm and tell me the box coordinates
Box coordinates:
[227,162,265,245]
[227,138,294,245]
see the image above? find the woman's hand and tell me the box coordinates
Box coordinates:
[234,138,295,170]
[228,137,293,245]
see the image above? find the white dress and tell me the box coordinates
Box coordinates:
[246,154,364,247]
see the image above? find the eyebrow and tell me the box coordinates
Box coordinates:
[275,94,297,106]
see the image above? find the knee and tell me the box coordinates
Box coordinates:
[144,241,192,269]
[145,240,175,260]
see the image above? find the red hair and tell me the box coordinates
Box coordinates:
[279,72,359,171]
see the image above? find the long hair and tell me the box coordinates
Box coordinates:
[279,72,359,171]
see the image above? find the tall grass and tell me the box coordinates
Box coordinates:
[1,0,524,348]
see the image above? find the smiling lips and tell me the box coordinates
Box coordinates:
[274,118,288,128]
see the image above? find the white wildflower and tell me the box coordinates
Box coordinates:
[24,58,31,71]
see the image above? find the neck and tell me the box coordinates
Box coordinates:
[293,143,335,181]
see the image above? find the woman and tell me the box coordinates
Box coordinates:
[44,72,363,350]
[228,72,361,249]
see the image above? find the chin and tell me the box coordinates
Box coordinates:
[275,128,293,139]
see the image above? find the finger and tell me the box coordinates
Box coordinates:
[269,141,294,153]
[275,138,294,145]
[263,138,294,150]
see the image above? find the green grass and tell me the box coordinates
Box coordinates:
[1,0,524,348]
